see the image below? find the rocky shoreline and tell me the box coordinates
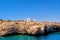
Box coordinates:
[0,20,60,36]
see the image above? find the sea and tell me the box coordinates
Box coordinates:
[0,32,60,40]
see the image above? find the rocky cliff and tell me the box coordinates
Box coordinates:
[0,20,60,36]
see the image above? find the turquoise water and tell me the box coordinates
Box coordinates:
[0,32,60,40]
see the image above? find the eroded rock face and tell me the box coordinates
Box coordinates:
[0,20,60,36]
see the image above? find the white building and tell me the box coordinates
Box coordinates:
[24,18,36,22]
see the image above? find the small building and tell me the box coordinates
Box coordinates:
[24,18,36,22]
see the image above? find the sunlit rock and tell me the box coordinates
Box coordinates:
[0,19,60,36]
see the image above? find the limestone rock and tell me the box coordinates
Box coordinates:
[0,20,60,36]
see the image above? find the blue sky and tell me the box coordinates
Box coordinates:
[0,0,60,22]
